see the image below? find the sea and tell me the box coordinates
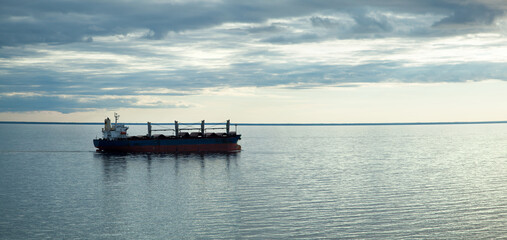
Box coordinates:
[0,123,506,239]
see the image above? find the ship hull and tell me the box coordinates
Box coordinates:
[93,136,241,153]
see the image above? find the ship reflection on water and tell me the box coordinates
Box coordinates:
[94,152,240,183]
[92,152,242,238]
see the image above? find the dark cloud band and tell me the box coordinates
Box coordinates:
[1,0,505,46]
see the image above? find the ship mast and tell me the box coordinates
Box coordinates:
[114,112,119,127]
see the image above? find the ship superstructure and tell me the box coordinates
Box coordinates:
[102,113,128,140]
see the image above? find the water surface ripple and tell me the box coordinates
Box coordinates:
[0,124,506,239]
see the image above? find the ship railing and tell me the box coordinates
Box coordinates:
[151,127,227,131]
[149,120,237,137]
[204,127,227,130]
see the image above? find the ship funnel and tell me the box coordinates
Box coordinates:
[226,120,230,135]
[104,118,111,131]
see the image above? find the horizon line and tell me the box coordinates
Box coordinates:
[1,120,507,126]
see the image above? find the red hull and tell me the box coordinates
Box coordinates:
[96,143,241,153]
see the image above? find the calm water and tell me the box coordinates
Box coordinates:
[0,123,506,239]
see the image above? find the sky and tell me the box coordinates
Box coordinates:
[1,0,507,123]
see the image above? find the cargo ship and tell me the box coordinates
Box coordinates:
[93,113,241,153]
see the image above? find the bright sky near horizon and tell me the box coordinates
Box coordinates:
[1,0,507,123]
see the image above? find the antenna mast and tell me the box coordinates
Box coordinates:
[114,112,120,126]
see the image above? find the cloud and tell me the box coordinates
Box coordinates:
[247,25,283,34]
[350,11,394,34]
[311,16,339,29]
[434,3,503,26]
[0,94,190,113]
[1,0,507,113]
[262,33,320,44]
[1,0,506,46]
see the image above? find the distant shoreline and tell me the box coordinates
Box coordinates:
[1,121,507,126]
